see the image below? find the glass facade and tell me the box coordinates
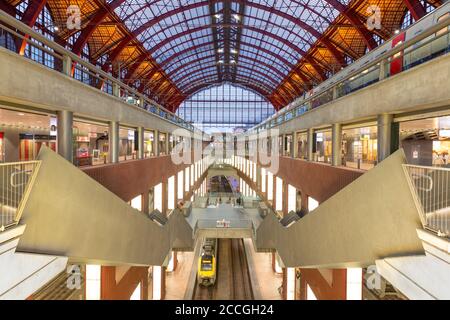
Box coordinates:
[177,84,274,133]
[342,126,378,170]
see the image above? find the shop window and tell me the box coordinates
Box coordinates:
[400,116,450,167]
[296,132,308,159]
[342,126,378,170]
[118,128,137,161]
[144,131,154,158]
[73,121,109,167]
[315,131,332,164]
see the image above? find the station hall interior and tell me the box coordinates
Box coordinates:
[0,0,449,301]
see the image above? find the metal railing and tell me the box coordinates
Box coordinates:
[0,10,194,132]
[403,164,450,238]
[0,161,41,231]
[251,16,450,133]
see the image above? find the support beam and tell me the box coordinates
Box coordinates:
[137,127,145,160]
[403,0,427,21]
[56,110,73,163]
[377,114,394,163]
[307,128,315,162]
[18,0,47,55]
[332,123,342,167]
[109,121,119,164]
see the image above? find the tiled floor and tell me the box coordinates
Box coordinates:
[245,239,283,300]
[164,251,195,300]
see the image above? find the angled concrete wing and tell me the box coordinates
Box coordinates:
[255,149,425,268]
[16,147,194,266]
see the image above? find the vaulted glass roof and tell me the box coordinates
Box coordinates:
[112,0,349,105]
[6,0,442,111]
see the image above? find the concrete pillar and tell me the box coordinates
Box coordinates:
[307,128,314,162]
[112,83,120,97]
[293,132,299,158]
[379,59,388,80]
[162,179,168,216]
[154,130,160,156]
[62,55,72,77]
[137,127,145,159]
[332,123,342,166]
[109,121,119,164]
[377,114,394,163]
[57,110,73,163]
[165,132,169,155]
[142,192,149,215]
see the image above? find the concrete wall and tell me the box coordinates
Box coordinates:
[258,53,450,135]
[0,47,189,135]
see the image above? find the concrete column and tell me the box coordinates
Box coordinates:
[154,130,160,156]
[165,132,169,155]
[112,83,120,97]
[282,134,287,156]
[62,55,72,77]
[57,110,73,163]
[142,192,149,215]
[293,132,299,158]
[307,128,314,162]
[109,121,119,164]
[377,114,394,163]
[332,123,342,166]
[137,127,145,159]
[379,59,388,80]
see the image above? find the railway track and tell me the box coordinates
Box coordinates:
[193,239,254,300]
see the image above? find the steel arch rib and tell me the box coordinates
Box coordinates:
[106,0,345,65]
[402,0,427,20]
[323,0,378,50]
[72,0,126,55]
[17,0,47,55]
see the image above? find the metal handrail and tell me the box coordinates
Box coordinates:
[251,16,450,133]
[403,164,449,238]
[0,10,195,131]
[0,160,41,231]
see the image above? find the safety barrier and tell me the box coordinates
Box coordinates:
[403,164,450,238]
[0,161,40,231]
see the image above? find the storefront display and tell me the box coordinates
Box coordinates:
[296,132,308,160]
[400,116,450,167]
[342,126,378,170]
[19,134,56,161]
[315,131,332,164]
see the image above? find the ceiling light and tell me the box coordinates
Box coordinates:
[53,26,59,31]
[233,14,241,21]
[18,113,25,116]
[215,14,222,19]
[231,49,238,54]
[218,48,224,53]
[394,29,400,34]
[218,60,224,64]
[230,60,237,64]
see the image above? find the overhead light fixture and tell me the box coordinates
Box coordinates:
[231,49,238,54]
[53,26,59,31]
[218,48,224,53]
[395,29,400,34]
[233,14,241,21]
[218,60,224,64]
[230,60,237,64]
[18,113,25,116]
[215,14,222,19]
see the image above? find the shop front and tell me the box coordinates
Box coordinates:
[342,125,378,170]
[73,121,109,167]
[400,115,450,167]
[315,130,332,164]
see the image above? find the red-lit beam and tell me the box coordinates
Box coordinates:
[403,0,427,21]
[18,0,47,55]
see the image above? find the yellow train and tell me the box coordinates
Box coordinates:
[197,238,217,286]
